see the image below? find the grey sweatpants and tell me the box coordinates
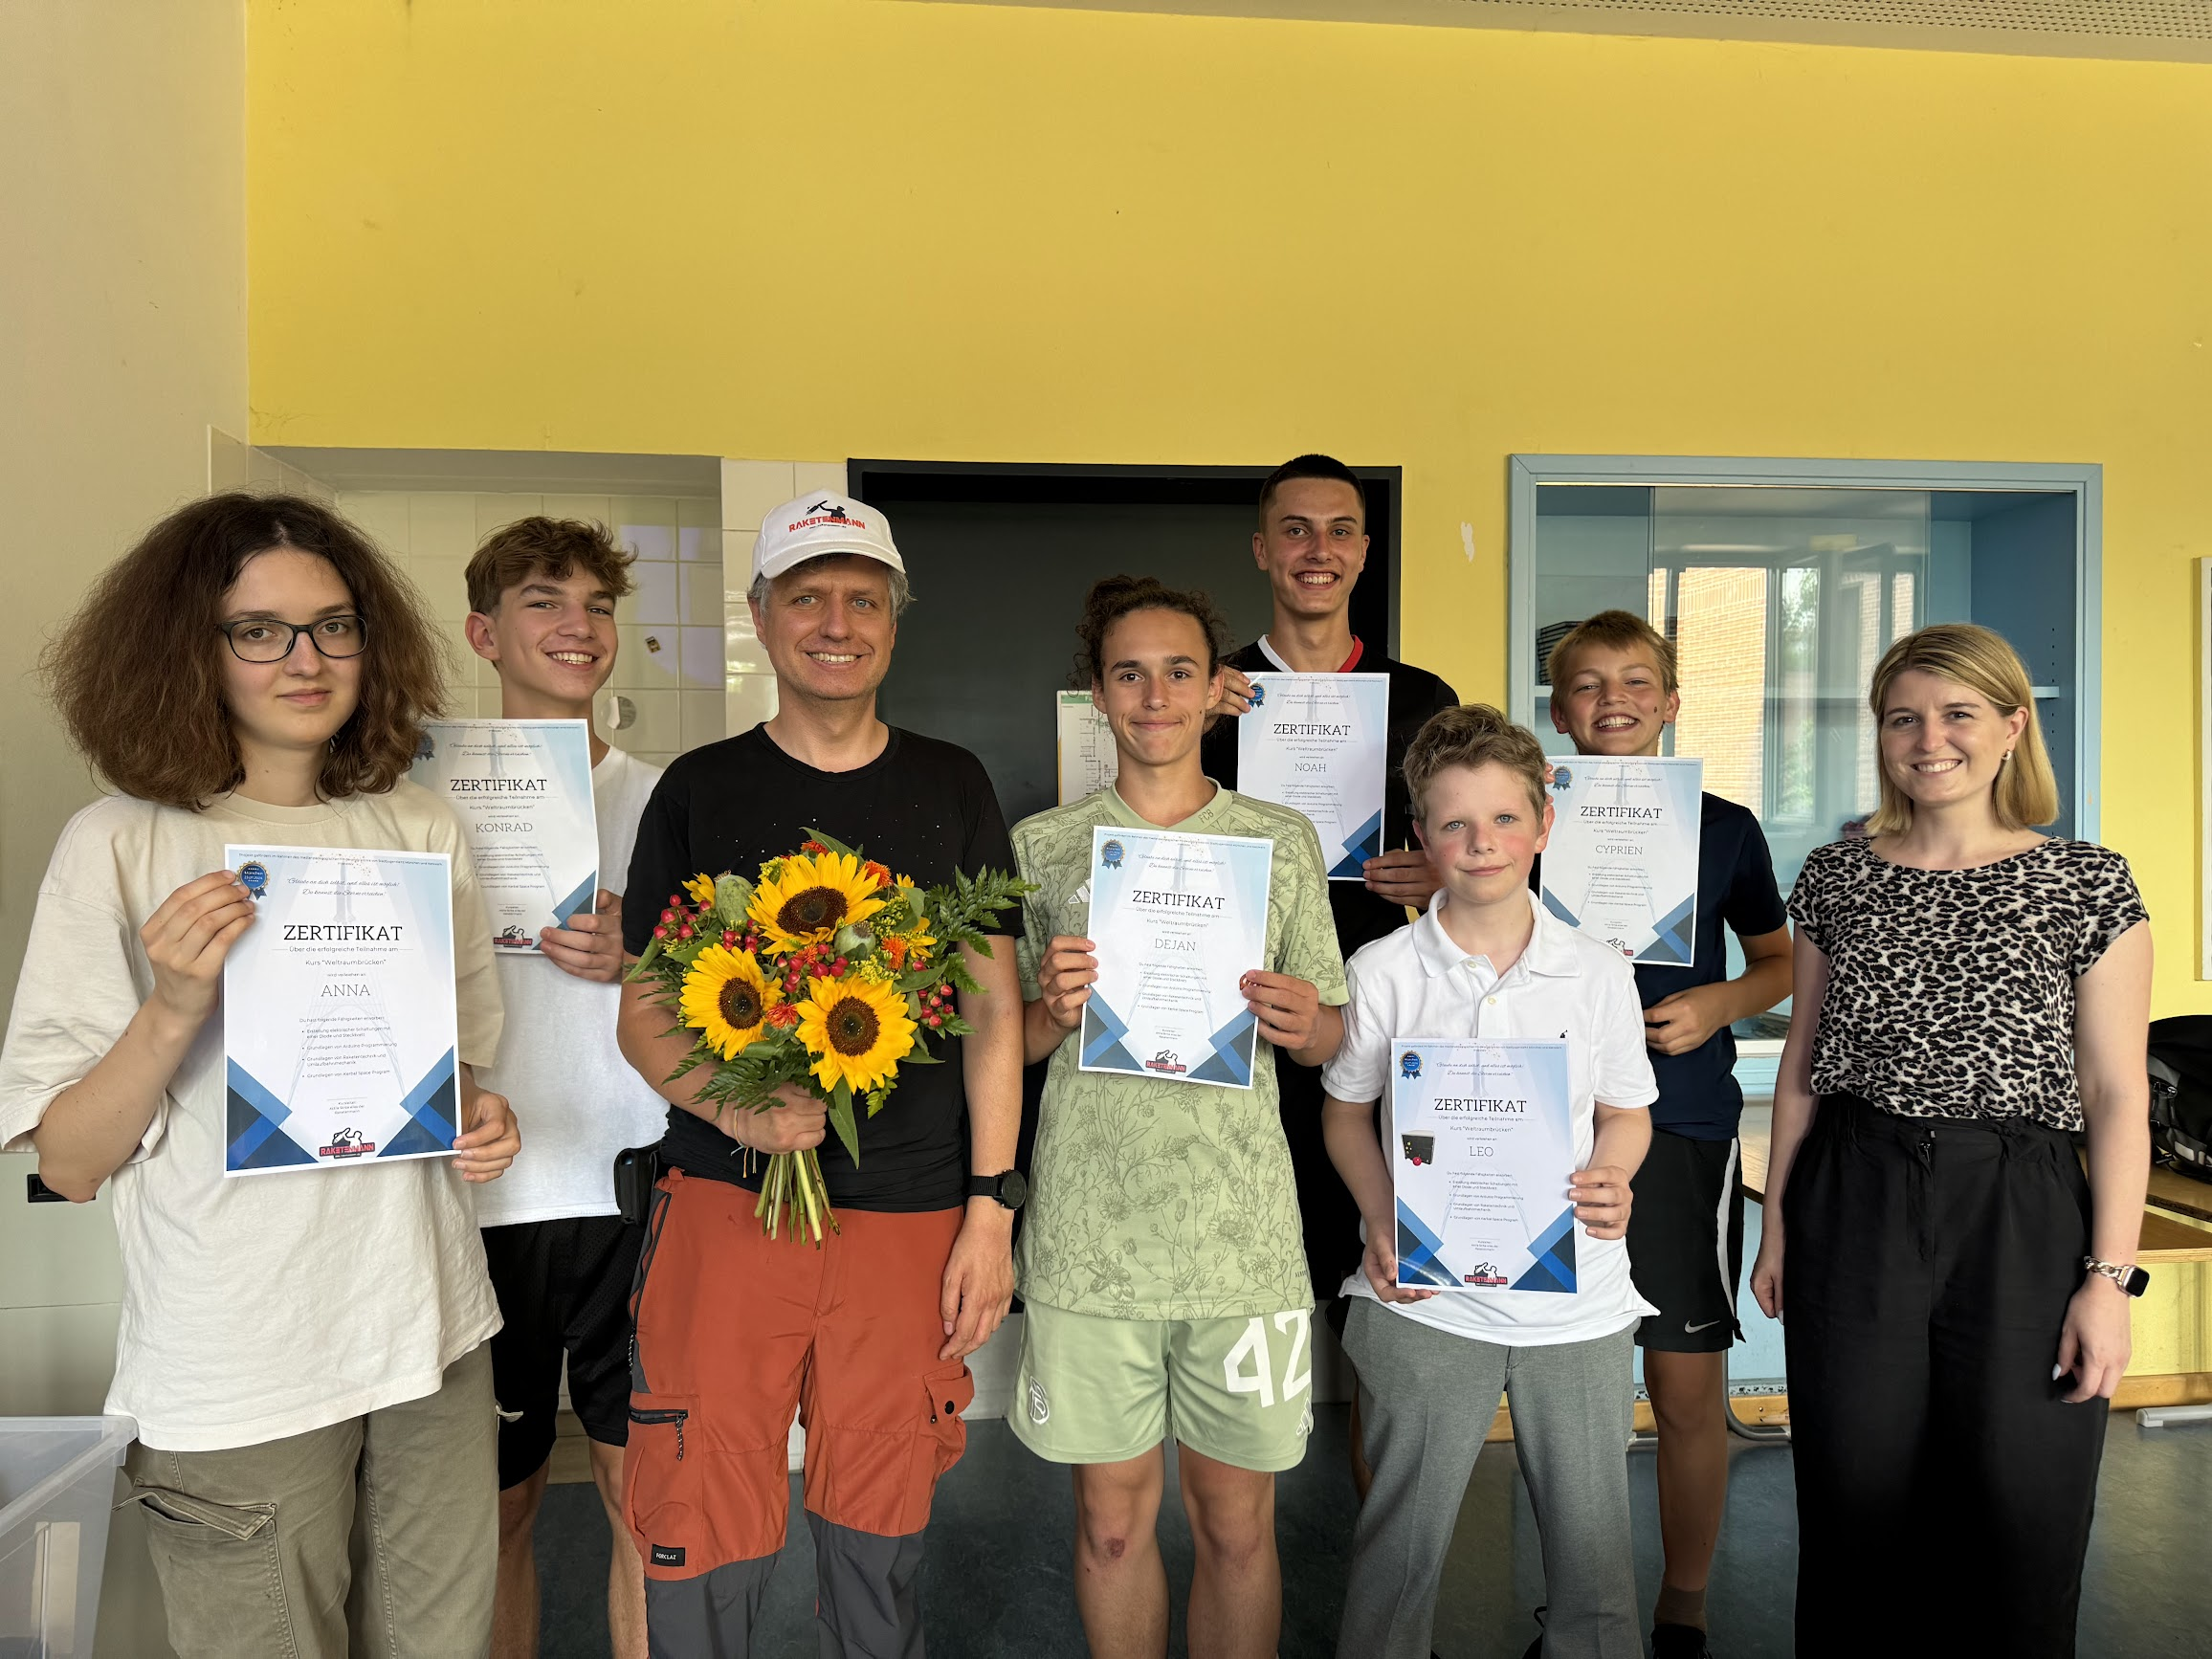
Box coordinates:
[1337,1298,1641,1659]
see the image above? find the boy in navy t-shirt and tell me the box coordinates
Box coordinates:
[1548,610,1792,1659]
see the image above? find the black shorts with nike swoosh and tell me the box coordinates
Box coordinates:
[1627,1127,1744,1353]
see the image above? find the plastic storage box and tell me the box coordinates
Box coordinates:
[0,1418,135,1659]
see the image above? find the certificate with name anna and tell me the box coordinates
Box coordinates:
[222,845,462,1176]
[1079,825,1273,1090]
[1539,756,1703,965]
[410,719,597,953]
[1235,673,1389,880]
[1391,1038,1578,1294]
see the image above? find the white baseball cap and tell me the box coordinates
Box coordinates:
[752,491,904,584]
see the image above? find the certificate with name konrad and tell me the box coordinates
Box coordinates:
[1235,673,1388,880]
[222,845,462,1176]
[1079,825,1272,1089]
[409,719,597,953]
[1539,756,1703,965]
[1391,1038,1578,1294]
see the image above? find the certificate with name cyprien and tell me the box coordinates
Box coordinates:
[409,719,597,953]
[1391,1038,1578,1294]
[1079,825,1272,1089]
[1539,756,1703,965]
[1235,674,1389,880]
[222,846,462,1176]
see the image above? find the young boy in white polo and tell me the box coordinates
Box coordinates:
[463,517,669,1659]
[1321,704,1657,1659]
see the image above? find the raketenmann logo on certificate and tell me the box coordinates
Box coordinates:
[1390,1038,1579,1294]
[1078,824,1273,1090]
[221,845,463,1177]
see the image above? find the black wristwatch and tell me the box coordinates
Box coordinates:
[966,1169,1029,1211]
[2083,1257,2150,1297]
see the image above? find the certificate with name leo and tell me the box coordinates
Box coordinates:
[410,719,597,953]
[1539,756,1703,965]
[1234,673,1388,880]
[1055,691,1119,806]
[1079,825,1273,1089]
[1390,1038,1578,1294]
[222,845,462,1176]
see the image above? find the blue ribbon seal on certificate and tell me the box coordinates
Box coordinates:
[1400,1050,1422,1080]
[1099,839,1124,870]
[236,860,268,900]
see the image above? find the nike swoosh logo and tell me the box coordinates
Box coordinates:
[1684,1319,1723,1334]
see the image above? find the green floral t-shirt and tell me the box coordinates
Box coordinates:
[1012,785,1349,1319]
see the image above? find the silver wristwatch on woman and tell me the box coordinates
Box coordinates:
[2082,1257,2150,1297]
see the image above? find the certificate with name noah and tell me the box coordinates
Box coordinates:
[1055,691,1119,806]
[1235,673,1388,880]
[410,719,597,952]
[1079,825,1273,1090]
[1391,1038,1578,1294]
[1539,756,1703,965]
[222,845,462,1176]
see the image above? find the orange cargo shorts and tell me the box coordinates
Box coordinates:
[622,1169,975,1580]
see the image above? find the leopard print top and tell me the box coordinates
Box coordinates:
[1788,836,2147,1130]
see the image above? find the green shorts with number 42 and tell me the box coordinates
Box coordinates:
[1009,1300,1316,1473]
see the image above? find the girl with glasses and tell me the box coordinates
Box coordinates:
[0,492,521,1657]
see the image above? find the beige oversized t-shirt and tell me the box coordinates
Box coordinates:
[0,784,505,1451]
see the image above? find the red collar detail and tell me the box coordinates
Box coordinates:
[1338,638,1365,673]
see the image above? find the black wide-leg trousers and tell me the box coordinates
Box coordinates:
[1781,1094,2109,1659]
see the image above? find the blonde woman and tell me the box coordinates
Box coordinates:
[1751,623,2150,1659]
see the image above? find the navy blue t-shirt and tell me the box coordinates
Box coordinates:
[1634,793,1788,1139]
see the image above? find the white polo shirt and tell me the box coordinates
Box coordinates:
[1320,889,1660,1348]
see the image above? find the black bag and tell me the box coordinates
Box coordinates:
[2148,1015,2212,1183]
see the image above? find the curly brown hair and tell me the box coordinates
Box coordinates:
[43,492,450,808]
[465,516,637,615]
[1073,575,1230,688]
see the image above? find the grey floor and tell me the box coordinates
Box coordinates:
[531,1409,2212,1658]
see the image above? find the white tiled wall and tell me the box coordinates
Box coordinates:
[331,489,725,768]
[719,458,848,737]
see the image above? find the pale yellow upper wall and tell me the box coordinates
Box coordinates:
[246,0,2212,1011]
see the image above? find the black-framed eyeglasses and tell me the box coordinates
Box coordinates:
[217,614,368,664]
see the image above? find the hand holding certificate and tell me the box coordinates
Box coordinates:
[1235,673,1388,880]
[1539,756,1703,965]
[1077,826,1273,1088]
[1389,1038,1582,1294]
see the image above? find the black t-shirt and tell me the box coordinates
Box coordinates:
[1199,640,1461,962]
[1614,793,1788,1140]
[623,724,1018,1211]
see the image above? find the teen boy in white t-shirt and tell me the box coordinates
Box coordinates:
[462,518,668,1659]
[1321,705,1657,1659]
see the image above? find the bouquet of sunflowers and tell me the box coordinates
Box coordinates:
[627,829,1029,1242]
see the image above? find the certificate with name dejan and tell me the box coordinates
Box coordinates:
[1539,756,1703,965]
[410,719,597,952]
[1235,674,1388,880]
[222,845,462,1176]
[1055,691,1119,806]
[1079,825,1273,1089]
[1391,1038,1578,1293]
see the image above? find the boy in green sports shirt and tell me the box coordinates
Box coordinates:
[1010,574,1347,1659]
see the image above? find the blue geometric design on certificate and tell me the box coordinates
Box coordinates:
[1510,1206,1580,1294]
[1648,893,1696,965]
[1187,1009,1257,1087]
[1395,1199,1457,1289]
[1079,992,1141,1073]
[379,1048,460,1158]
[225,1061,318,1171]
[547,869,599,933]
[1329,810,1383,878]
[1540,891,1582,929]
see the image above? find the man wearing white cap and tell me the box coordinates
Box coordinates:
[615,493,1027,1656]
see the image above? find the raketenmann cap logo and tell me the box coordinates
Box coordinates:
[786,499,864,533]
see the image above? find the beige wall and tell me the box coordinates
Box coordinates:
[1,3,246,1649]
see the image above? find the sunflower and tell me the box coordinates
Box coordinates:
[748,850,887,956]
[679,945,780,1059]
[682,874,719,907]
[793,974,917,1095]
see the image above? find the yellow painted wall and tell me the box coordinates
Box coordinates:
[246,0,2212,1013]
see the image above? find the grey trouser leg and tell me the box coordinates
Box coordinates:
[1501,1327,1641,1658]
[808,1513,927,1659]
[645,1557,778,1659]
[1337,1297,1509,1659]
